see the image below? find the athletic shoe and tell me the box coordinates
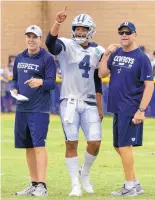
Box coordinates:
[136,183,144,195]
[79,166,94,194]
[15,183,36,195]
[111,184,137,197]
[31,183,48,196]
[69,184,82,197]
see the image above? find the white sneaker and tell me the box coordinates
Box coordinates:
[111,185,137,197]
[79,166,94,194]
[31,183,48,196]
[69,184,82,197]
[15,183,36,195]
[135,183,144,195]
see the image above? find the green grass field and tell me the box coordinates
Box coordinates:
[1,114,155,200]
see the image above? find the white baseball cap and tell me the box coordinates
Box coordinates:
[25,25,42,37]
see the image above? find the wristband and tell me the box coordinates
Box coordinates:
[55,21,62,25]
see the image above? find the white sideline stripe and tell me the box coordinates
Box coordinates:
[103,151,155,157]
[1,141,155,156]
[2,157,25,160]
[1,173,155,180]
[0,140,13,143]
[0,173,6,176]
[103,172,155,178]
[1,152,154,158]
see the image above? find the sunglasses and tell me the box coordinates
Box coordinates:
[118,31,134,35]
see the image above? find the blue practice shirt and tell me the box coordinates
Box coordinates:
[107,47,153,115]
[11,48,56,113]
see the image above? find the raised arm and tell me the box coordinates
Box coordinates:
[45,6,67,55]
[50,6,67,36]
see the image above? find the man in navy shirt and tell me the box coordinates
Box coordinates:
[11,25,56,197]
[99,22,154,197]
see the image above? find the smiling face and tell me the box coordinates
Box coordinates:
[118,27,137,49]
[25,33,41,54]
[74,26,89,38]
[73,26,89,46]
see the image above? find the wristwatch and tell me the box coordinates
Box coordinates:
[139,107,145,112]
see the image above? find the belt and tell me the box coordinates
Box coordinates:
[60,98,97,106]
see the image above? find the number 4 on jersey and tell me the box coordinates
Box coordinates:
[79,55,90,78]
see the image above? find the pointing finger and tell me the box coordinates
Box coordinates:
[64,5,67,11]
[24,79,31,84]
[24,79,33,84]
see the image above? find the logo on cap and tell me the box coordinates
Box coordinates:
[124,21,129,26]
[25,25,42,37]
[30,26,35,30]
[118,21,136,32]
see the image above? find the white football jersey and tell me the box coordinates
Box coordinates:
[56,38,105,102]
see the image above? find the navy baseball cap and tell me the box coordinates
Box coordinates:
[118,21,136,32]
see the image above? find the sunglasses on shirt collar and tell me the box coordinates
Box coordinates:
[118,31,135,35]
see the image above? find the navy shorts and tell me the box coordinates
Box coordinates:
[14,112,50,148]
[113,113,143,147]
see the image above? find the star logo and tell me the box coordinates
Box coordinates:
[31,26,35,30]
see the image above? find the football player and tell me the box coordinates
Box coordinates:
[46,7,105,196]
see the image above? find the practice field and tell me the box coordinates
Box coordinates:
[1,114,155,200]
